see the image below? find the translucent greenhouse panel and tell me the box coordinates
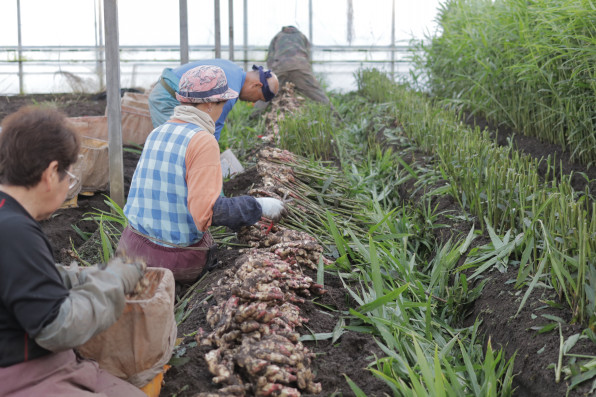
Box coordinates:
[0,1,17,46]
[0,0,443,94]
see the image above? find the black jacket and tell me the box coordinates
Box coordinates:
[0,192,68,367]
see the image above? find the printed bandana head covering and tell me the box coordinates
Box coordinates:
[176,65,239,103]
[252,65,276,102]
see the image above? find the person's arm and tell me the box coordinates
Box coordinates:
[212,196,286,230]
[185,132,284,231]
[185,132,226,231]
[33,258,145,352]
[211,195,262,230]
[214,99,236,142]
[35,260,143,351]
[214,118,225,141]
[0,221,143,353]
[55,262,84,289]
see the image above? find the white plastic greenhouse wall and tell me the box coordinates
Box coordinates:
[0,0,442,95]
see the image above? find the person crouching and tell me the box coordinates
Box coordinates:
[118,65,285,283]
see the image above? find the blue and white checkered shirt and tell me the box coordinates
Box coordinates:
[124,122,203,246]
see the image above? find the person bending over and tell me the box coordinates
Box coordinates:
[148,59,279,141]
[119,65,286,284]
[267,25,330,104]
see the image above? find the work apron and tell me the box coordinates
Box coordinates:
[0,350,144,397]
[117,225,217,284]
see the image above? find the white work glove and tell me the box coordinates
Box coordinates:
[255,197,287,222]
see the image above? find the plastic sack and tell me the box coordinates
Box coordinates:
[68,91,153,146]
[220,149,245,178]
[66,118,109,193]
[118,92,154,146]
[67,115,108,141]
[77,267,177,388]
[79,136,109,192]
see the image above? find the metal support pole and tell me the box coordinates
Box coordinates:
[391,0,395,80]
[16,0,23,94]
[243,0,248,70]
[308,0,313,43]
[94,0,105,91]
[347,0,353,45]
[103,0,124,208]
[179,0,189,64]
[214,0,221,58]
[228,0,234,60]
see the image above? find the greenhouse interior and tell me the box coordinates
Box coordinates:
[0,0,595,396]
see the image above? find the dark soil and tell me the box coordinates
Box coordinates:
[464,112,596,194]
[390,115,596,396]
[164,251,391,397]
[459,115,596,396]
[0,94,390,396]
[0,93,107,120]
[2,93,595,396]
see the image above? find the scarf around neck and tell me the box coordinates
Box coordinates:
[172,105,215,135]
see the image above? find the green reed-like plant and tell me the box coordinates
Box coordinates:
[323,209,515,395]
[218,100,264,163]
[80,195,128,263]
[413,0,596,166]
[257,87,518,394]
[278,101,337,161]
[357,67,596,325]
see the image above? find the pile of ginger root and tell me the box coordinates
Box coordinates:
[196,226,330,396]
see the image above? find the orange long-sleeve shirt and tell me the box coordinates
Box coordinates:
[184,131,222,232]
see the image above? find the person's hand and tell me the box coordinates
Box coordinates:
[104,256,146,294]
[255,197,287,222]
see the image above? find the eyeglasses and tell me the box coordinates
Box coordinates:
[65,169,79,190]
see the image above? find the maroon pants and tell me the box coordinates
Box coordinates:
[0,350,145,397]
[117,225,215,284]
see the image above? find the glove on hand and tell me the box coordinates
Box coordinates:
[255,197,287,222]
[104,256,146,294]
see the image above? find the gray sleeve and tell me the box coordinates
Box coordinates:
[211,195,263,231]
[54,262,85,289]
[34,268,126,352]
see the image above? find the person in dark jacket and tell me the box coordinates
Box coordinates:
[267,25,330,104]
[118,65,286,284]
[0,106,146,397]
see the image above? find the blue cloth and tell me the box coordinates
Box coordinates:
[252,65,275,101]
[148,59,246,141]
[124,122,204,246]
[212,195,262,231]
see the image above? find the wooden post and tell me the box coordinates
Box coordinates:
[103,0,124,208]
